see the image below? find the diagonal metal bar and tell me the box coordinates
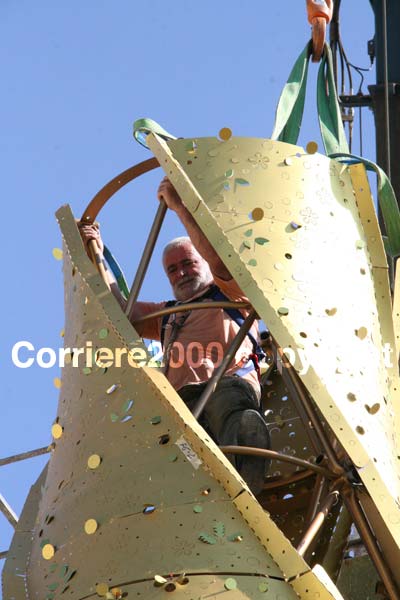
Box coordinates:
[0,445,51,467]
[297,490,340,557]
[343,489,400,600]
[0,493,18,528]
[272,343,322,455]
[192,309,257,420]
[276,345,344,475]
[125,202,167,318]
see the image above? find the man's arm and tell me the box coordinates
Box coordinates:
[157,177,232,281]
[78,223,156,336]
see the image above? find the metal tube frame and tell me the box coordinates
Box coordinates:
[0,494,18,529]
[343,489,399,600]
[297,490,340,557]
[220,446,334,478]
[125,202,167,317]
[132,300,250,325]
[272,345,322,455]
[192,309,257,420]
[276,345,344,475]
[0,446,50,468]
[304,473,327,526]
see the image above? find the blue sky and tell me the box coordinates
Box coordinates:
[0,0,376,581]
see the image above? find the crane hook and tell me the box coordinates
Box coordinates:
[306,0,333,62]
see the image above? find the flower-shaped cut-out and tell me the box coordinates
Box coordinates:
[300,207,319,226]
[248,152,270,169]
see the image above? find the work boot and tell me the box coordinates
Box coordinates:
[236,409,270,495]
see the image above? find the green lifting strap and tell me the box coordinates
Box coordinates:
[271,42,311,145]
[133,118,177,149]
[271,42,348,154]
[272,42,400,257]
[317,44,349,155]
[330,153,400,257]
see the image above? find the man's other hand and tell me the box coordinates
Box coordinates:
[157,177,183,212]
[77,222,104,255]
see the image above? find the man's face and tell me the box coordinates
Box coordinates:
[163,243,213,301]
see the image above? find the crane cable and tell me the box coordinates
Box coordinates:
[382,0,391,180]
[329,0,375,156]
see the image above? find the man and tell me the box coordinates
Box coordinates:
[79,177,270,494]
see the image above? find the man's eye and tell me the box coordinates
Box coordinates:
[168,267,176,274]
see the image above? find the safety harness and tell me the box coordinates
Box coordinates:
[160,284,266,380]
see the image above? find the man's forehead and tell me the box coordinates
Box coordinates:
[164,243,200,264]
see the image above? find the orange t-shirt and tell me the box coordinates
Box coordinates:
[135,275,260,394]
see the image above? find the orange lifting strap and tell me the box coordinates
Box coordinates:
[306,0,333,62]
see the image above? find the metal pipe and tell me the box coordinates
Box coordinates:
[192,309,257,420]
[262,469,315,491]
[297,490,340,557]
[305,474,326,525]
[272,344,321,455]
[277,346,344,475]
[0,494,18,528]
[321,504,353,582]
[88,240,111,291]
[132,300,250,325]
[0,446,50,467]
[220,446,334,479]
[344,490,399,600]
[125,202,167,318]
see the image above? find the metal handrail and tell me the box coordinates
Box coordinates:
[132,300,251,325]
[220,446,334,479]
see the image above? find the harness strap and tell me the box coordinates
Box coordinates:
[160,285,265,379]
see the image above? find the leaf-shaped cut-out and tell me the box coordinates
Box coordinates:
[235,178,250,186]
[213,522,225,537]
[122,399,134,413]
[120,415,133,423]
[223,182,230,191]
[65,569,77,582]
[248,259,257,267]
[244,229,253,237]
[239,241,251,255]
[198,532,217,545]
[47,583,59,592]
[60,565,68,577]
[110,413,119,423]
[255,237,269,245]
[225,169,234,178]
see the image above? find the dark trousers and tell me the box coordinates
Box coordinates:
[178,376,261,450]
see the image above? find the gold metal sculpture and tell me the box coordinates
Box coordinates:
[3,8,400,592]
[3,125,400,598]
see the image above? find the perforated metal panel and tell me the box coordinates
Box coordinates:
[3,205,343,599]
[147,134,400,563]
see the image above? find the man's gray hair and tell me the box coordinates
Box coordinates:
[162,236,192,262]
